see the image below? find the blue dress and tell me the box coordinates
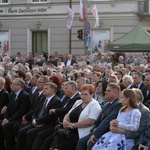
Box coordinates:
[92,109,141,150]
[93,94,108,109]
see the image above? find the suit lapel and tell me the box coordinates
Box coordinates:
[0,89,4,94]
[44,95,56,113]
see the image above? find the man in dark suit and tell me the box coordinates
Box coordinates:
[17,82,62,150]
[65,54,76,66]
[76,83,122,150]
[22,75,47,123]
[143,75,150,107]
[13,70,32,97]
[110,88,150,150]
[116,71,123,83]
[132,71,147,101]
[0,77,9,120]
[13,75,48,138]
[25,72,32,88]
[0,78,31,150]
[32,81,81,150]
[47,55,57,67]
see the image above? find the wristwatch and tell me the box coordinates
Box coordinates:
[72,123,75,129]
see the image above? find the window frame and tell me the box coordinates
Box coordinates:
[0,0,8,3]
[32,0,48,3]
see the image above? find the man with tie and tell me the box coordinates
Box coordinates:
[17,82,62,150]
[25,72,32,87]
[143,75,150,108]
[13,70,32,97]
[32,81,81,150]
[76,83,122,150]
[22,75,47,123]
[0,78,31,150]
[13,75,47,138]
[132,71,147,104]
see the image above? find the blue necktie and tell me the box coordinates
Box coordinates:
[38,99,47,118]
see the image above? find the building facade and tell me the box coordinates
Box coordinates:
[0,0,149,57]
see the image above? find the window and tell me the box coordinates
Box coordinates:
[0,0,8,3]
[32,31,48,55]
[32,0,47,2]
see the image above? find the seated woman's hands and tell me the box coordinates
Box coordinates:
[110,119,120,133]
[138,144,148,150]
[63,119,72,128]
[110,119,119,127]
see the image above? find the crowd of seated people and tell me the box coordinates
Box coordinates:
[0,51,150,150]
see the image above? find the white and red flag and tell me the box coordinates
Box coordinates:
[67,7,75,29]
[79,0,85,22]
[91,4,99,27]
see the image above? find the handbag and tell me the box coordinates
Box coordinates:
[50,124,76,149]
[55,124,76,139]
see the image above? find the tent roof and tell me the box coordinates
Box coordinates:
[108,25,150,52]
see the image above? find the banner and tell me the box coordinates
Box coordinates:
[79,0,85,22]
[67,7,75,29]
[91,4,99,27]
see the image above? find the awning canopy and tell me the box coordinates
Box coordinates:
[108,25,150,52]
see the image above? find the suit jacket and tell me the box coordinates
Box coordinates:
[0,88,9,110]
[133,82,147,103]
[31,88,39,103]
[144,90,150,108]
[119,78,123,83]
[32,95,62,125]
[143,87,150,106]
[93,98,122,139]
[146,91,150,101]
[25,92,45,121]
[125,103,150,146]
[55,92,81,121]
[138,116,150,149]
[65,59,76,66]
[26,81,32,88]
[5,90,31,122]
[139,82,147,98]
[24,84,32,99]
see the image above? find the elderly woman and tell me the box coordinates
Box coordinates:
[122,74,134,89]
[40,84,101,150]
[52,84,101,150]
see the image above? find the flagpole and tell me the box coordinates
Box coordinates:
[69,0,72,54]
[83,0,87,55]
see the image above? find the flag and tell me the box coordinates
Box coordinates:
[79,0,85,22]
[91,4,99,27]
[67,7,75,29]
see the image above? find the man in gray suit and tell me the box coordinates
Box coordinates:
[138,116,150,150]
[110,88,150,150]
